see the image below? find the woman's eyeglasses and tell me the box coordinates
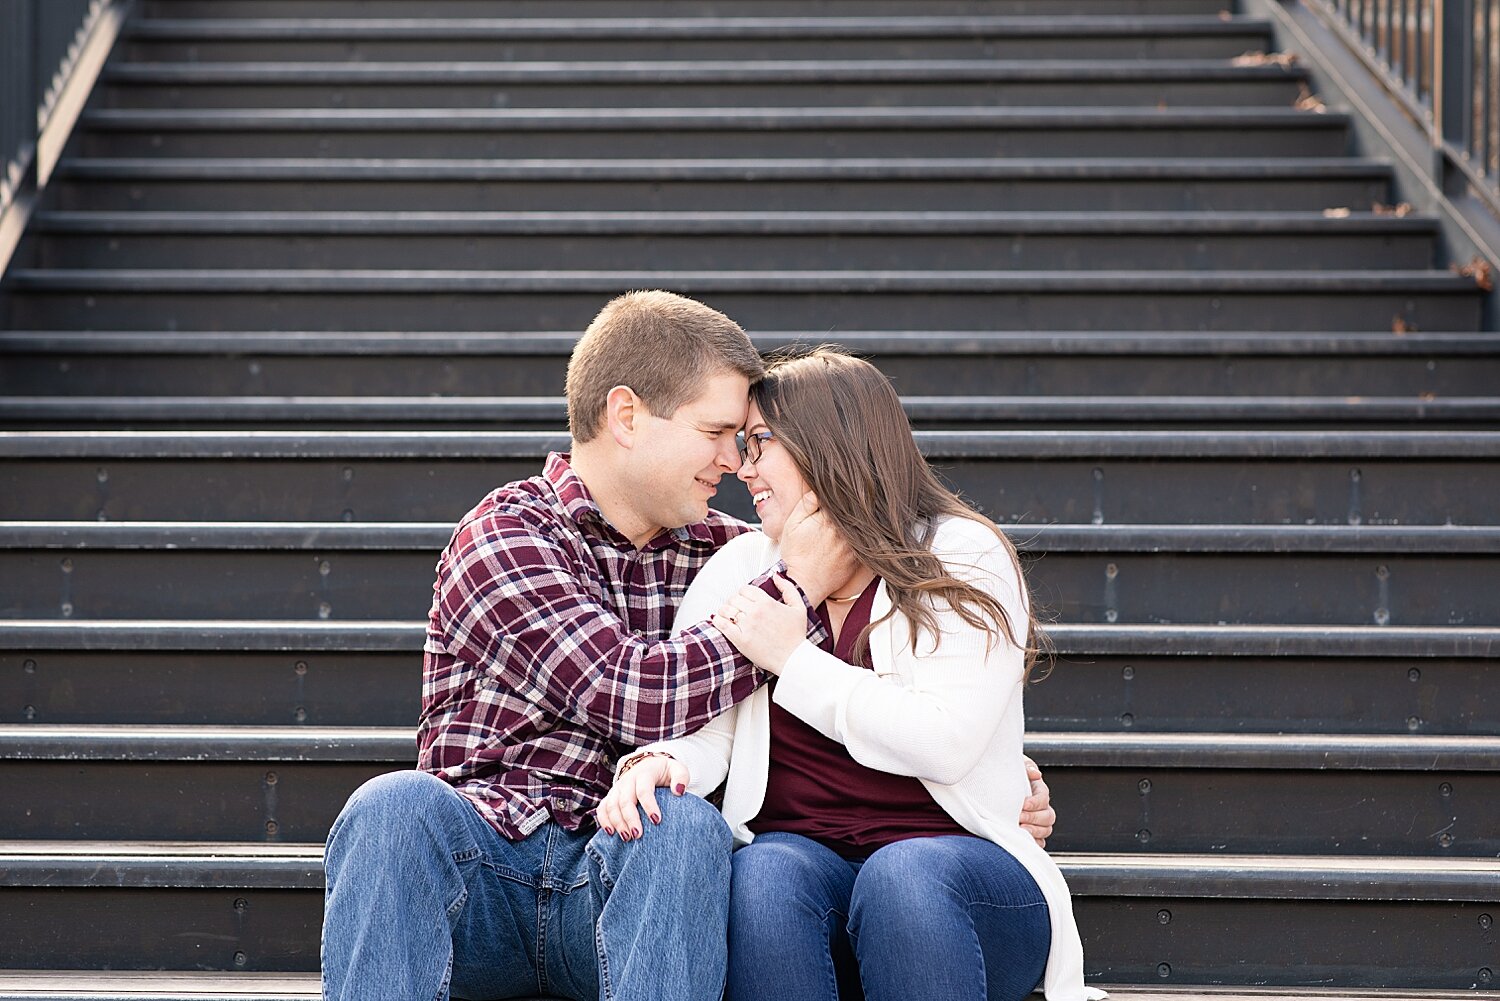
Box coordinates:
[736,430,775,464]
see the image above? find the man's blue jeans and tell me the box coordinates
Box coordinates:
[726,832,1051,1001]
[321,770,733,1001]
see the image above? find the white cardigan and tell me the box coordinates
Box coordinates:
[631,515,1104,1001]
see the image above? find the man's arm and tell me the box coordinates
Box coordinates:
[434,515,781,746]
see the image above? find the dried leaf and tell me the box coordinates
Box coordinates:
[1323,207,1352,218]
[1419,392,1437,401]
[1294,85,1327,113]
[1231,50,1298,68]
[1219,9,1234,20]
[1372,202,1414,217]
[1391,315,1417,334]
[1453,256,1496,292]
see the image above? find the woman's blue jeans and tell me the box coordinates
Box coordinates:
[726,832,1051,1001]
[321,770,733,1001]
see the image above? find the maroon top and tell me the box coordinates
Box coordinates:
[752,577,969,858]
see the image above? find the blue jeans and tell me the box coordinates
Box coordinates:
[322,770,733,1001]
[726,832,1050,1001]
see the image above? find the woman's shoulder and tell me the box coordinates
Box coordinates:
[700,527,779,578]
[926,514,1008,556]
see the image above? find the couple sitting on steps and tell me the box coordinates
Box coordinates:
[321,290,1105,1001]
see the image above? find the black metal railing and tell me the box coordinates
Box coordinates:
[1,0,111,214]
[1309,0,1499,211]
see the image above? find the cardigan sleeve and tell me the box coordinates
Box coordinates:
[622,532,779,793]
[770,528,1027,786]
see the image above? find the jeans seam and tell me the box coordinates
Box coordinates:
[431,951,453,1001]
[594,912,616,1001]
[535,887,552,997]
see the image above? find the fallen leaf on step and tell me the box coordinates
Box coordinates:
[1232,51,1298,68]
[1323,207,1352,218]
[1294,86,1327,112]
[1372,202,1414,217]
[1391,316,1417,334]
[1452,256,1496,291]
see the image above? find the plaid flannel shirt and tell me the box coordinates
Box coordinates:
[420,452,792,840]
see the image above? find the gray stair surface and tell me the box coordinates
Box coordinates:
[1,0,1497,994]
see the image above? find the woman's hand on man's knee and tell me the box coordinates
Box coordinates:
[595,754,692,842]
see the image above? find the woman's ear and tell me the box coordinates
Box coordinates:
[605,385,641,449]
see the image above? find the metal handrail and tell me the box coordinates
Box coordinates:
[1307,0,1499,214]
[1,0,114,215]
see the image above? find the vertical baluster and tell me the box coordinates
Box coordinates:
[1484,0,1497,184]
[1384,0,1395,64]
[1395,0,1403,62]
[1440,0,1476,173]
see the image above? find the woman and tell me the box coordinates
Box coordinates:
[597,348,1103,1001]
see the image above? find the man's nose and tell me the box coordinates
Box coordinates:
[717,437,742,472]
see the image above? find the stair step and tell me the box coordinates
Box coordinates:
[4,269,1480,332]
[6,621,1495,733]
[20,210,1437,272]
[121,16,1275,62]
[7,330,1493,398]
[98,59,1307,109]
[47,157,1394,212]
[3,522,1495,625]
[0,726,1496,853]
[0,978,1488,1001]
[4,430,1495,525]
[73,106,1347,158]
[3,396,1496,431]
[0,843,1494,984]
[138,1,1238,17]
[0,968,320,1001]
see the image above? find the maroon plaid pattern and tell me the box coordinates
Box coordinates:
[419,452,766,839]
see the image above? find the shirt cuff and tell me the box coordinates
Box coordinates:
[756,560,831,647]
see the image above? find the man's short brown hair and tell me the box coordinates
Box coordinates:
[566,290,765,442]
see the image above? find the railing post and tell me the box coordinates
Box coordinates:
[1434,0,1474,186]
[22,1,41,196]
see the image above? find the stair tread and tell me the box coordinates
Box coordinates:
[4,396,1492,422]
[5,520,1499,551]
[29,210,1439,234]
[126,15,1274,38]
[5,331,1489,356]
[81,106,1342,128]
[0,976,1488,1001]
[8,269,1476,292]
[54,156,1396,179]
[1,724,1497,770]
[106,57,1309,83]
[4,429,1495,458]
[1,841,1495,899]
[5,621,1495,657]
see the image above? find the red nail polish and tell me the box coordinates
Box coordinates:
[650,814,660,824]
[604,826,613,836]
[674,783,685,795]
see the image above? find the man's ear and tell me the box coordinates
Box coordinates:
[605,385,643,449]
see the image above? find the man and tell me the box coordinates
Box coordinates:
[321,291,1053,1001]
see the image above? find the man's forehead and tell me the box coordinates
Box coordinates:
[680,377,751,426]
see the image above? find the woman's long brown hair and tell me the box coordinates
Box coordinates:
[753,347,1049,679]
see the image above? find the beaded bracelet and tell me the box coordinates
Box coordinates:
[616,749,675,780]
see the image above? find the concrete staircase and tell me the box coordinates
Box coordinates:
[1,0,1497,996]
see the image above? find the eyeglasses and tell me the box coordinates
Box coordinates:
[736,430,775,464]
